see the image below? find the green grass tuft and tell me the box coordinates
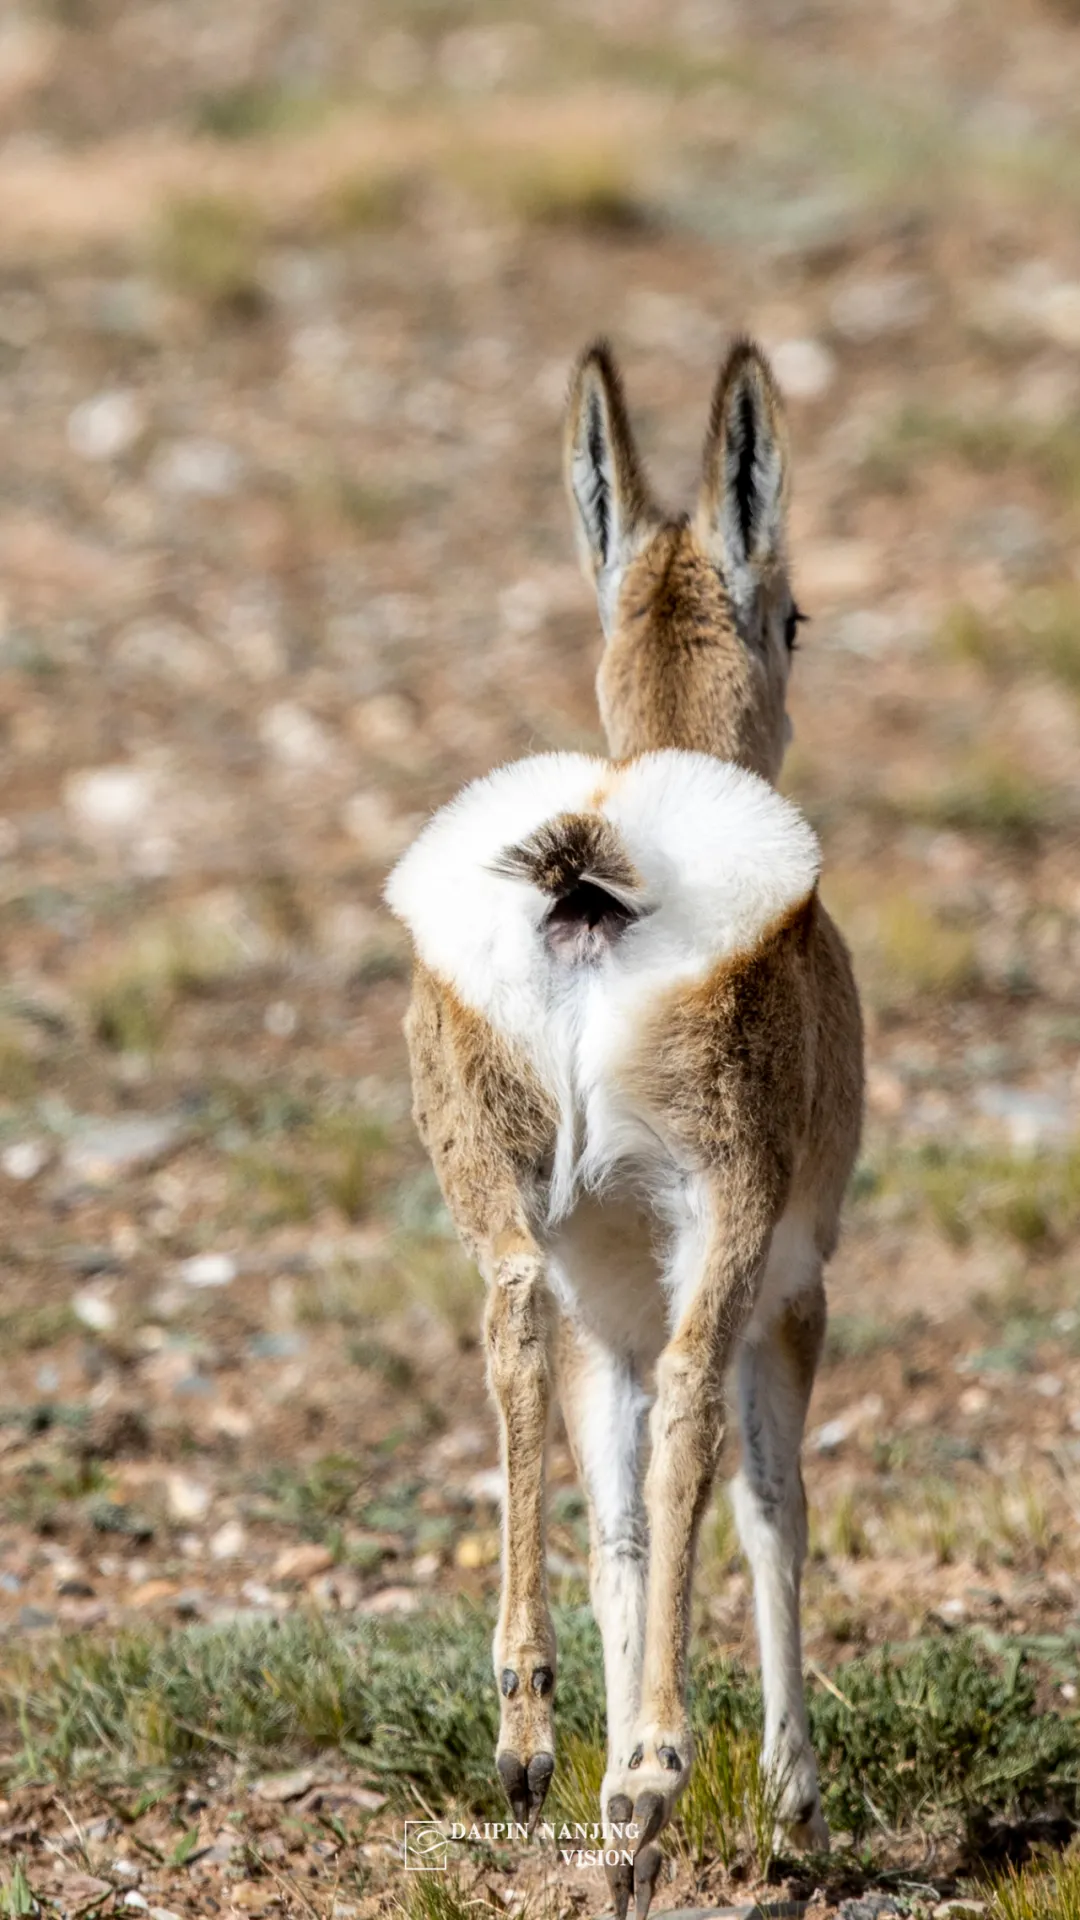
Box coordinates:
[0,1612,1076,1855]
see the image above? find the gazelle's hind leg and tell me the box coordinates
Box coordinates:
[732,1271,828,1851]
[485,1231,559,1831]
[557,1319,650,1920]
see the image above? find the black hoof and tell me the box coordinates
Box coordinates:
[633,1842,663,1920]
[530,1665,554,1697]
[605,1792,634,1920]
[657,1746,681,1772]
[631,1790,665,1853]
[500,1668,519,1697]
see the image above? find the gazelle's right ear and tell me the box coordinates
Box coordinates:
[564,339,654,634]
[698,338,790,619]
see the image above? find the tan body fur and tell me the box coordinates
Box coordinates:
[393,338,864,1914]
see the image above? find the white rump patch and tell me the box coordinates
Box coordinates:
[385,750,820,1218]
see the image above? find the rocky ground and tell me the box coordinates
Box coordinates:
[2,0,1080,1914]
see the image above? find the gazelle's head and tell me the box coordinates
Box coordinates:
[564,337,802,783]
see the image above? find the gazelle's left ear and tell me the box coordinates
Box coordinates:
[564,338,655,634]
[697,338,790,615]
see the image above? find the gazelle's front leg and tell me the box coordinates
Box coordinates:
[609,1179,776,1916]
[484,1229,558,1830]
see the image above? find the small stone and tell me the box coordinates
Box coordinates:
[301,1783,387,1814]
[72,1286,118,1333]
[254,1767,318,1803]
[66,765,155,838]
[454,1530,500,1570]
[63,1115,181,1186]
[176,1251,236,1289]
[830,273,931,340]
[1034,1373,1063,1398]
[67,389,143,462]
[226,1885,270,1913]
[360,1585,421,1615]
[150,1910,183,1920]
[166,1475,211,1523]
[272,1542,334,1583]
[152,438,241,498]
[259,701,338,771]
[975,1084,1072,1150]
[62,1879,112,1905]
[58,1598,108,1628]
[130,1579,178,1609]
[341,790,419,858]
[209,1519,246,1561]
[770,337,836,400]
[1,1139,48,1181]
[465,1466,504,1504]
[413,1551,441,1582]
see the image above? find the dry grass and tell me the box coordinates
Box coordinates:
[450,138,649,231]
[899,753,1052,848]
[153,193,265,312]
[82,912,252,1056]
[986,1844,1080,1920]
[945,590,1080,695]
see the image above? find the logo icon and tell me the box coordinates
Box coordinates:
[404,1821,449,1870]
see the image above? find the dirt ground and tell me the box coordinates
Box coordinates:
[2,0,1080,1913]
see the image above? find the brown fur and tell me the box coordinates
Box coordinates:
[599,519,790,776]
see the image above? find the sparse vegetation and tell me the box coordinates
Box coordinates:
[84,913,251,1055]
[2,1609,1075,1867]
[154,193,265,313]
[904,755,1052,848]
[987,1843,1080,1920]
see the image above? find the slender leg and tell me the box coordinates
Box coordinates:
[484,1229,558,1831]
[732,1274,827,1848]
[558,1319,650,1917]
[604,1173,778,1917]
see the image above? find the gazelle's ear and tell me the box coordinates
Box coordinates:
[564,339,654,633]
[698,338,790,615]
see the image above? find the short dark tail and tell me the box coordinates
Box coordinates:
[492,811,644,906]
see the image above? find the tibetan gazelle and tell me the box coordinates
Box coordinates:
[385,339,863,1915]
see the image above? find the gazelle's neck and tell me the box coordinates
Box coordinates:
[596,524,790,785]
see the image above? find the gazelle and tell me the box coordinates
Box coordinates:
[385,339,863,1916]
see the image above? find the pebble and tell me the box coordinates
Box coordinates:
[810,1394,885,1455]
[72,1286,118,1333]
[177,1251,236,1289]
[152,437,242,498]
[974,1083,1072,1150]
[455,1530,500,1569]
[63,1115,181,1186]
[254,1767,318,1803]
[770,337,836,400]
[166,1474,211,1522]
[465,1466,504,1504]
[272,1542,334,1582]
[359,1585,421,1615]
[130,1579,179,1609]
[1,1138,49,1181]
[67,389,143,462]
[830,273,932,340]
[209,1519,247,1560]
[18,1597,55,1628]
[65,764,155,838]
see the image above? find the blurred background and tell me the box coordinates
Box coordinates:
[2,0,1080,1906]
